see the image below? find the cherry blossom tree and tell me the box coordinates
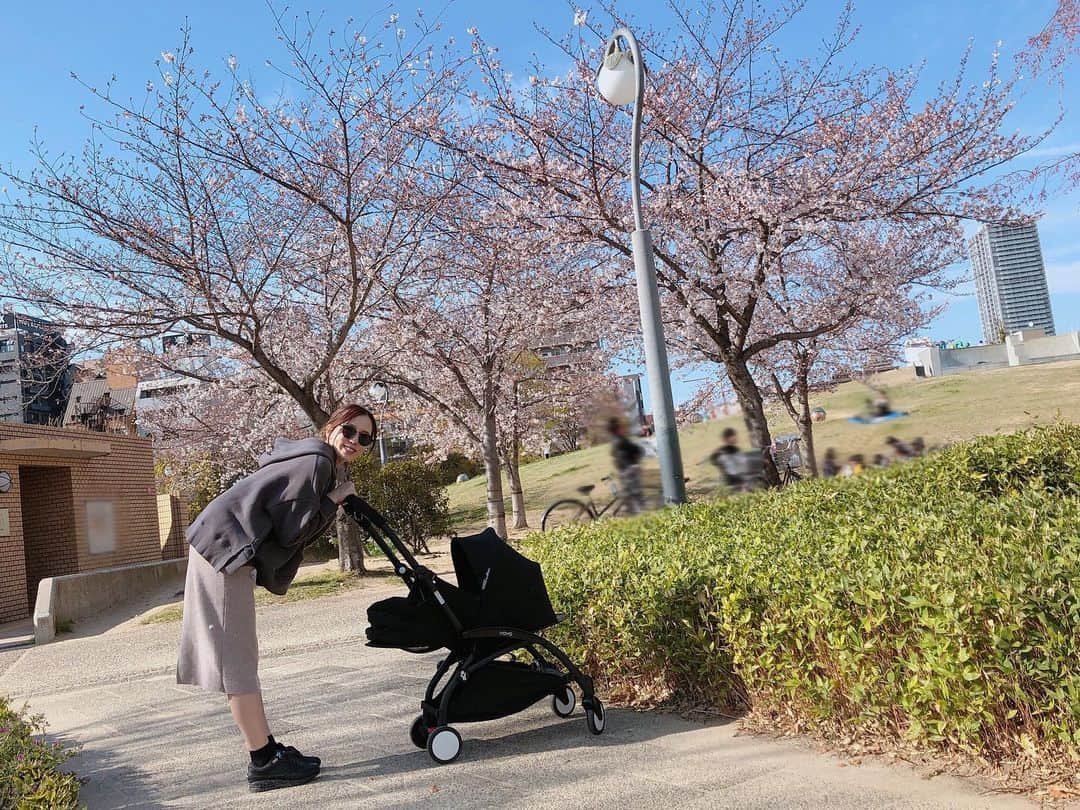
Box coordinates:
[0,9,466,430]
[750,219,953,474]
[435,0,1056,484]
[497,348,615,528]
[1025,0,1079,77]
[759,303,932,477]
[0,9,475,570]
[371,175,613,537]
[1022,0,1080,189]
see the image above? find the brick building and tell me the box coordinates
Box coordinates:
[0,422,185,623]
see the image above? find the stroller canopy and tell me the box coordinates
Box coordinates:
[451,529,557,632]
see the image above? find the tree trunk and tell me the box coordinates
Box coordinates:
[501,379,528,530]
[504,449,528,530]
[336,509,365,573]
[482,411,508,538]
[797,415,818,477]
[724,356,780,485]
[795,374,819,477]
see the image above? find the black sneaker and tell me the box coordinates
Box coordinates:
[247,747,320,793]
[277,742,321,768]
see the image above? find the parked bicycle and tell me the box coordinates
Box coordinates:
[767,436,804,487]
[541,475,659,531]
[717,436,803,492]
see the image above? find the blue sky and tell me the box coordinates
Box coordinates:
[2,1,1077,405]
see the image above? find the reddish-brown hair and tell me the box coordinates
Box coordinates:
[321,403,378,442]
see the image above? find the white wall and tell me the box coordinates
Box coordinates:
[939,343,1009,371]
[1009,332,1080,364]
[907,330,1080,377]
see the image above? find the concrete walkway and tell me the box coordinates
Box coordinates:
[0,577,1039,809]
[0,617,34,650]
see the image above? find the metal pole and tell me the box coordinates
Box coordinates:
[632,230,686,504]
[608,27,687,505]
[378,387,389,465]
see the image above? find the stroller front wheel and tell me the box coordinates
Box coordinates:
[585,698,606,735]
[427,726,462,764]
[410,715,430,749]
[552,685,576,718]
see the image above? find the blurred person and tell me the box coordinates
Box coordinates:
[873,393,892,418]
[911,436,926,456]
[821,447,839,478]
[609,417,644,514]
[872,453,891,468]
[709,427,741,487]
[841,454,866,477]
[885,435,914,461]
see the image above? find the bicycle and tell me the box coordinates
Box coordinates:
[748,437,803,488]
[719,438,803,492]
[769,436,804,486]
[541,475,654,531]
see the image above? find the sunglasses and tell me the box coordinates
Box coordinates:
[340,424,375,447]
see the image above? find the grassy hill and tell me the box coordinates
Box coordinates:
[446,358,1080,533]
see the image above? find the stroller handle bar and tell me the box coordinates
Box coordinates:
[342,494,463,635]
[342,494,417,580]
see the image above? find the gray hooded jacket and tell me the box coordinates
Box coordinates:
[186,437,340,594]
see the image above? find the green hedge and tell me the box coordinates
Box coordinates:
[0,695,80,809]
[348,454,451,553]
[524,424,1080,760]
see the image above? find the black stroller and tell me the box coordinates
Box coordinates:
[343,496,605,765]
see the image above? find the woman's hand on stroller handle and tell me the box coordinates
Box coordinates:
[330,480,357,505]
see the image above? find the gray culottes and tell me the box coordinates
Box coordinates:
[176,547,262,694]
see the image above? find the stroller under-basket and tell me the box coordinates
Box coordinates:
[343,495,605,765]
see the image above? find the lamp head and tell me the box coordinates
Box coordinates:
[368,381,388,401]
[596,37,638,106]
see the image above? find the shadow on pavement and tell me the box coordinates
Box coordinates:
[323,707,736,782]
[51,728,171,810]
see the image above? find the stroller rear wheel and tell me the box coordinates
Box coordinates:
[427,726,462,764]
[585,697,606,735]
[410,715,431,749]
[552,685,576,718]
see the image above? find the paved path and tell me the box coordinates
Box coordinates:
[0,578,1038,809]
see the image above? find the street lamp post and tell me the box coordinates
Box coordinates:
[368,381,390,466]
[597,28,687,505]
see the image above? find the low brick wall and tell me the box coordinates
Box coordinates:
[33,557,188,644]
[0,423,163,623]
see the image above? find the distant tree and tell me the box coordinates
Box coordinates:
[756,220,951,474]
[373,176,612,536]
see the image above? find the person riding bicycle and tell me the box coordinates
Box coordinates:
[609,417,644,514]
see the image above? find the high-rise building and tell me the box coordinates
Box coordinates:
[0,311,72,425]
[968,223,1055,344]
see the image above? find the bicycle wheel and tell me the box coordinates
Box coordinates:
[541,499,594,531]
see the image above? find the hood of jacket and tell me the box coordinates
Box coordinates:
[258,437,337,469]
